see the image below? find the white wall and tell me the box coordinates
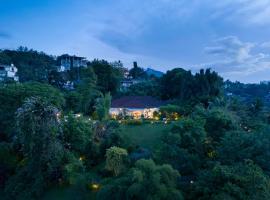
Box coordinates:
[109,108,159,119]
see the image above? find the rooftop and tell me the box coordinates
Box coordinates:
[58,54,86,59]
[111,96,165,108]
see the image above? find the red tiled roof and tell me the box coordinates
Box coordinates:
[111,96,165,108]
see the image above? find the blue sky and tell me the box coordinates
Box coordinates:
[1,0,270,82]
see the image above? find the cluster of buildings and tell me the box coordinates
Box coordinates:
[0,64,19,82]
[56,55,150,92]
[0,54,165,119]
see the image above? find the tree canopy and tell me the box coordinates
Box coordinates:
[1,47,270,200]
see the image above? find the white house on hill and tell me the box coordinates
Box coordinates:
[0,64,19,82]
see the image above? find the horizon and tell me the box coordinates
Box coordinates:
[1,0,270,83]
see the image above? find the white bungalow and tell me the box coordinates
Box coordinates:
[110,96,165,119]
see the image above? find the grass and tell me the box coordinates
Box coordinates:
[120,123,173,150]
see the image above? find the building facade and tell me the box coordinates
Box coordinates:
[110,96,165,119]
[57,54,87,72]
[0,64,19,82]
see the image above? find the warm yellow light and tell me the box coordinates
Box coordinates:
[79,156,85,161]
[132,111,142,119]
[75,113,81,118]
[91,184,100,190]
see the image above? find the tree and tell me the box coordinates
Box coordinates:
[204,108,237,142]
[160,68,223,107]
[0,50,11,64]
[48,70,68,88]
[191,161,270,200]
[62,114,93,154]
[158,118,207,175]
[218,130,270,174]
[1,48,57,82]
[192,69,223,107]
[98,159,183,200]
[4,97,64,199]
[159,104,182,120]
[0,142,17,188]
[89,59,123,94]
[75,74,101,116]
[249,98,264,115]
[122,80,161,98]
[94,93,111,121]
[129,62,147,79]
[0,82,65,140]
[64,91,82,113]
[105,146,128,176]
[160,68,193,100]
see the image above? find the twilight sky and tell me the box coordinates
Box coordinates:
[1,0,270,83]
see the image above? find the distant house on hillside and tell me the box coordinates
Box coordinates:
[0,64,19,82]
[110,96,166,119]
[57,54,87,72]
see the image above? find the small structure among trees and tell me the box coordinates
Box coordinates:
[109,96,166,119]
[57,54,87,72]
[0,64,19,82]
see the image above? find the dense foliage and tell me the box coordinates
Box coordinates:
[0,47,56,82]
[1,48,270,199]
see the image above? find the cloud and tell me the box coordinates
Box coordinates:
[83,0,270,59]
[79,1,270,82]
[208,0,270,25]
[203,36,270,82]
[261,42,270,48]
[2,0,270,83]
[0,31,11,39]
[205,36,254,63]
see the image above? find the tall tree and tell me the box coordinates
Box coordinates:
[160,68,193,100]
[0,82,64,140]
[192,69,223,107]
[4,97,64,199]
[105,146,128,176]
[94,93,111,121]
[75,69,100,115]
[129,62,147,79]
[89,59,123,94]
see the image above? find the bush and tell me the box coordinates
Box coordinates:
[160,104,182,120]
[125,119,143,126]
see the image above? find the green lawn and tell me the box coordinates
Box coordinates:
[120,123,173,150]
